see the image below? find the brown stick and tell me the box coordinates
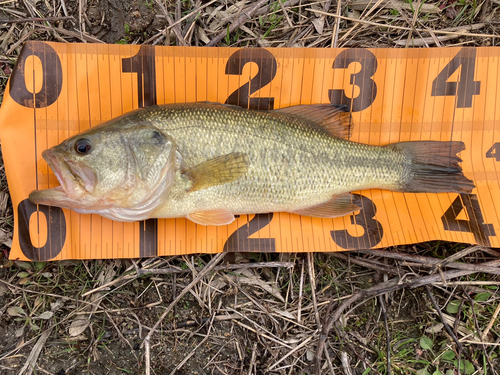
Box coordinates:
[329,252,400,275]
[356,248,500,275]
[314,267,482,371]
[154,0,188,46]
[0,16,75,23]
[142,252,225,375]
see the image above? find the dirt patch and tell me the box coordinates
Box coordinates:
[64,0,166,44]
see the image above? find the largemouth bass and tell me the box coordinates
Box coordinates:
[29,103,474,225]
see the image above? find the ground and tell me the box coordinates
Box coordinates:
[0,1,500,374]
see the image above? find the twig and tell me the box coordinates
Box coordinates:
[323,342,336,375]
[379,295,391,375]
[357,248,500,275]
[105,311,136,356]
[340,352,353,375]
[268,331,317,370]
[480,0,491,21]
[234,319,293,349]
[331,0,342,47]
[166,0,218,31]
[0,16,74,23]
[330,252,400,275]
[17,328,53,375]
[206,0,269,46]
[154,0,188,46]
[60,0,69,17]
[277,0,293,28]
[437,245,488,266]
[307,253,321,327]
[298,258,305,323]
[314,268,482,370]
[34,24,104,43]
[482,302,500,341]
[308,8,500,38]
[138,261,295,276]
[168,314,216,375]
[143,252,225,374]
[83,261,294,296]
[425,286,479,372]
[248,342,258,375]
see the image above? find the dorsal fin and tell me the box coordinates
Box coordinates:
[274,104,353,139]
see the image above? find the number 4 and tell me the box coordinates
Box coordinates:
[486,143,500,161]
[431,48,480,108]
[441,194,495,246]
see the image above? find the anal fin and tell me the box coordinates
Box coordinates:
[291,193,361,218]
[187,209,235,226]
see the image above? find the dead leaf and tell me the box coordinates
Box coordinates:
[68,318,90,337]
[306,348,315,361]
[7,306,26,317]
[312,18,324,34]
[273,309,296,320]
[35,311,53,320]
[234,268,284,302]
[426,323,444,334]
[15,326,25,337]
[0,228,12,248]
[0,283,8,297]
[197,26,210,44]
[50,299,65,312]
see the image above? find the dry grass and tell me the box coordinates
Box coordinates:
[0,0,500,374]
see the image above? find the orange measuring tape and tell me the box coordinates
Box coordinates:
[1,42,498,261]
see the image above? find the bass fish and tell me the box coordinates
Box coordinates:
[29,103,474,225]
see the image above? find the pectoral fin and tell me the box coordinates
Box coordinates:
[184,152,249,192]
[292,193,361,218]
[187,210,235,225]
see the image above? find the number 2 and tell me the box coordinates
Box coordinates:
[225,49,277,110]
[223,214,276,252]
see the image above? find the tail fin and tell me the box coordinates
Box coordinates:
[388,141,475,194]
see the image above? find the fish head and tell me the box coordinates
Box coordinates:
[29,123,178,221]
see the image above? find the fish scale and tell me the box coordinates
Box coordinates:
[29,103,474,225]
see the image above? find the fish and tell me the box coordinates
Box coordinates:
[29,102,475,225]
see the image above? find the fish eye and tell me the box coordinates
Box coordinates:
[74,138,92,155]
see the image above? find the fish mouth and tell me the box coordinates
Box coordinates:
[29,149,87,207]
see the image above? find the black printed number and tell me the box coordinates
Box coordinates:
[9,42,63,108]
[223,213,276,252]
[225,49,277,110]
[441,194,495,246]
[431,48,480,108]
[486,143,500,161]
[328,49,378,112]
[330,195,383,249]
[122,45,157,108]
[122,45,158,256]
[17,199,66,261]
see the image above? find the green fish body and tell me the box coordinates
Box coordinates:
[29,103,474,225]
